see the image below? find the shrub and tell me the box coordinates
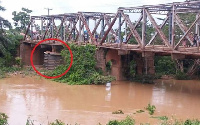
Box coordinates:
[49,119,65,125]
[48,44,115,85]
[175,70,189,80]
[0,112,8,125]
[145,104,156,115]
[107,116,135,125]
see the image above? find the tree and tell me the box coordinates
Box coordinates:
[0,2,12,56]
[12,8,32,33]
[0,2,23,67]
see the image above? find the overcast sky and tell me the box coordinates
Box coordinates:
[0,0,184,24]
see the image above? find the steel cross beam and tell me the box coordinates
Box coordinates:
[147,15,169,45]
[79,12,96,43]
[175,14,193,44]
[174,14,200,50]
[125,14,143,44]
[92,19,101,35]
[100,13,118,45]
[42,21,51,40]
[120,11,142,47]
[104,15,117,35]
[145,9,171,47]
[55,17,65,39]
[67,21,78,41]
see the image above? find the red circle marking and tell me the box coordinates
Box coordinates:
[30,38,73,79]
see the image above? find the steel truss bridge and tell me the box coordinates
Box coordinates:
[24,0,200,57]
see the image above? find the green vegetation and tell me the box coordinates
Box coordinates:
[107,116,135,125]
[48,44,115,85]
[0,3,24,78]
[155,56,176,75]
[49,120,65,125]
[0,113,8,125]
[106,61,112,72]
[112,110,124,114]
[1,112,200,125]
[12,8,32,32]
[175,70,190,80]
[145,104,156,115]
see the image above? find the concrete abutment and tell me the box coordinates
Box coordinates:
[20,42,62,69]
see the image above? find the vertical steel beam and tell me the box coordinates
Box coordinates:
[73,20,76,40]
[100,13,118,44]
[169,11,172,45]
[118,12,122,43]
[142,8,147,49]
[63,21,66,42]
[41,17,43,38]
[196,14,199,35]
[30,18,33,40]
[171,4,175,48]
[101,16,105,38]
[115,19,125,34]
[125,21,127,37]
[79,16,82,43]
[51,17,54,38]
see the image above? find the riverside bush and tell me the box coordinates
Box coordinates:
[107,116,135,125]
[48,44,115,85]
[0,112,8,125]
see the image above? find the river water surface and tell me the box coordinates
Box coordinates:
[0,75,200,125]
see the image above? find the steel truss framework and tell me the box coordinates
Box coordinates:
[24,1,200,51]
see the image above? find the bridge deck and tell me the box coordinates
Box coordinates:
[23,40,200,56]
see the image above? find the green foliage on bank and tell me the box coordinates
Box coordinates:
[107,116,135,125]
[0,112,8,125]
[155,56,176,75]
[0,32,23,78]
[48,44,115,85]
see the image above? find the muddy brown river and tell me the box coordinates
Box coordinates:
[0,75,200,125]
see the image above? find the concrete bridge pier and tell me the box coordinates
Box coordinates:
[95,48,155,80]
[135,52,155,75]
[20,43,47,65]
[20,42,63,69]
[143,52,155,75]
[96,48,128,80]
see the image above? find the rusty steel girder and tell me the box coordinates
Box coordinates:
[24,0,200,53]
